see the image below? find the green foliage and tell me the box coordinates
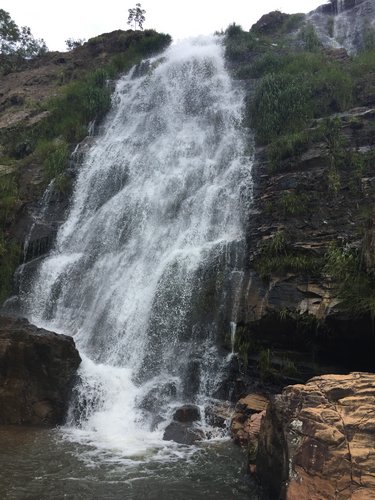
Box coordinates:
[41,31,171,143]
[281,14,305,34]
[256,230,322,279]
[249,58,353,143]
[250,72,311,143]
[35,139,69,182]
[0,9,22,54]
[262,230,287,255]
[280,356,298,377]
[257,253,322,279]
[225,23,244,38]
[0,231,20,303]
[258,348,274,381]
[65,38,86,50]
[279,192,308,216]
[299,23,322,52]
[268,130,313,169]
[128,3,146,30]
[47,74,112,142]
[0,174,19,226]
[362,21,375,51]
[0,9,47,73]
[325,244,375,317]
[326,17,334,38]
[224,25,257,62]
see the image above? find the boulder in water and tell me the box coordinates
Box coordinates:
[163,404,203,444]
[0,316,81,426]
[173,404,200,423]
[163,421,204,445]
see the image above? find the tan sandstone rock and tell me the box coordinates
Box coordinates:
[256,372,375,499]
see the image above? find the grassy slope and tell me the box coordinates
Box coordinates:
[0,29,171,302]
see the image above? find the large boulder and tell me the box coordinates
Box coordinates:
[163,404,203,445]
[0,316,81,426]
[256,372,375,499]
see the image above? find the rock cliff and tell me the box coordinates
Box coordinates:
[224,5,375,383]
[256,372,375,499]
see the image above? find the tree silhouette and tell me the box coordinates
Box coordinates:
[127,3,146,30]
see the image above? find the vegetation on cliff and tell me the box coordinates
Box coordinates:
[224,11,375,377]
[0,28,171,303]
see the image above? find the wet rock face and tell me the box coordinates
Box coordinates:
[173,404,200,423]
[0,316,81,426]
[256,372,375,499]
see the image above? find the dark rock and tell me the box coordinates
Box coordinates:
[173,404,200,423]
[163,421,204,445]
[138,382,177,412]
[0,316,81,426]
[182,359,200,398]
[251,11,290,35]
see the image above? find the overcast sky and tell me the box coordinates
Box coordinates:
[2,0,327,51]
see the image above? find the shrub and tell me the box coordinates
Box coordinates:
[256,230,322,279]
[325,244,375,317]
[0,174,19,226]
[224,26,257,61]
[35,139,69,181]
[268,130,313,169]
[299,23,322,52]
[279,192,308,216]
[250,72,312,142]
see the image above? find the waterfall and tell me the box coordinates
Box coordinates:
[23,36,253,457]
[309,0,375,54]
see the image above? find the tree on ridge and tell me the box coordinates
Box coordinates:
[127,3,146,30]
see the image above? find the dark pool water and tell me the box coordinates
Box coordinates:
[0,427,264,499]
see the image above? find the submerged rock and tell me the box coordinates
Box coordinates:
[163,421,204,445]
[0,316,81,426]
[256,372,375,499]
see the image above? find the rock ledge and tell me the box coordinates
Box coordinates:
[256,372,375,499]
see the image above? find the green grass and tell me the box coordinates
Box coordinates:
[248,59,353,144]
[0,230,21,302]
[256,230,322,279]
[0,174,19,227]
[279,192,309,216]
[325,243,375,318]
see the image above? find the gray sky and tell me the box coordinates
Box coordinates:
[2,0,327,51]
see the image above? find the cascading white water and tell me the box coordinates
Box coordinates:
[309,0,375,54]
[25,36,252,458]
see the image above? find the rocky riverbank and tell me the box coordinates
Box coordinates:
[232,372,375,499]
